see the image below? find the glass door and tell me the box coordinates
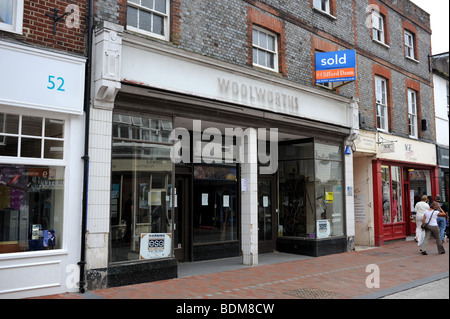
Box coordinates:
[258,176,277,253]
[174,175,190,261]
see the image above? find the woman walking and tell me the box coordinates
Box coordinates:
[414,195,429,245]
[419,202,446,255]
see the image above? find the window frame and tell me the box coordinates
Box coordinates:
[252,26,279,72]
[313,0,330,14]
[372,10,385,44]
[408,89,418,139]
[126,0,170,41]
[0,0,24,34]
[404,30,415,60]
[375,76,388,132]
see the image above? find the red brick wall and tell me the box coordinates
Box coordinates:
[0,0,87,56]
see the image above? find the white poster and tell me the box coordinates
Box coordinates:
[139,233,172,259]
[316,220,330,238]
[202,193,208,206]
[223,195,229,207]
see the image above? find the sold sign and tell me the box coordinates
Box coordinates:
[315,50,356,84]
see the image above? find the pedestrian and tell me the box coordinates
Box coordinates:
[419,202,446,255]
[414,195,429,244]
[434,195,449,242]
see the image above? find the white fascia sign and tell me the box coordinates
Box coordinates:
[0,40,86,115]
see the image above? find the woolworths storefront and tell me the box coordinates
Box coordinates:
[84,22,359,290]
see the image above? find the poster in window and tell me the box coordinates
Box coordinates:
[139,233,172,259]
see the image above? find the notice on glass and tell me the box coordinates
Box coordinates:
[223,195,229,207]
[202,193,208,206]
[263,196,269,208]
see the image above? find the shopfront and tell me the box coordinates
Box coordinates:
[437,146,449,202]
[371,134,437,246]
[0,41,85,298]
[84,22,358,289]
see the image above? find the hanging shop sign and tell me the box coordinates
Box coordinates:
[0,40,85,115]
[315,50,356,84]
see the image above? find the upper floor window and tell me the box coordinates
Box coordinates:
[408,89,418,138]
[252,26,278,72]
[372,10,385,44]
[375,76,388,131]
[313,0,330,14]
[127,0,169,41]
[0,0,23,34]
[404,30,415,60]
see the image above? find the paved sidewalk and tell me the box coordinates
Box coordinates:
[34,239,448,300]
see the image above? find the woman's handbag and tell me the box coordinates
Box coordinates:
[421,210,436,230]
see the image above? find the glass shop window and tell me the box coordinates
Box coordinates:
[0,165,64,254]
[110,112,173,262]
[382,165,403,224]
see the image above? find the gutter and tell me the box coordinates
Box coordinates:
[78,0,94,294]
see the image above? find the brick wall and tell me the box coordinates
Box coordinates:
[94,0,434,141]
[0,0,88,56]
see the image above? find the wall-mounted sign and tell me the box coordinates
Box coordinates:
[0,40,85,115]
[315,50,356,84]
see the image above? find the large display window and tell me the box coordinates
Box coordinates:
[278,140,344,239]
[110,112,173,262]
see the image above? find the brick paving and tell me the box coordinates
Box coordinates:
[33,239,448,300]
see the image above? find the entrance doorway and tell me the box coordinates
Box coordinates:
[258,175,277,253]
[174,174,191,261]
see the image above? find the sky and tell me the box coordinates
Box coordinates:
[410,0,449,54]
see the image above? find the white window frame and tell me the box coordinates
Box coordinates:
[313,0,330,14]
[0,0,24,34]
[252,26,279,72]
[372,10,385,44]
[126,0,170,41]
[404,30,415,60]
[408,89,418,138]
[375,76,388,132]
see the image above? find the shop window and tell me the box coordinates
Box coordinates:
[408,89,418,138]
[0,165,64,254]
[252,26,278,72]
[0,113,65,160]
[375,76,388,132]
[192,165,238,244]
[0,0,23,34]
[110,112,173,262]
[279,141,344,238]
[127,0,170,41]
[381,165,403,224]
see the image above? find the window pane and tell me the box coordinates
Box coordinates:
[155,0,166,14]
[0,136,18,156]
[0,165,65,254]
[391,166,403,222]
[259,32,267,49]
[382,165,391,224]
[252,29,258,46]
[267,35,275,51]
[142,0,153,9]
[21,138,42,158]
[0,113,19,134]
[127,6,138,28]
[253,48,258,64]
[153,14,164,35]
[268,52,274,69]
[45,119,64,138]
[258,50,266,67]
[139,10,152,32]
[0,0,14,25]
[22,116,42,136]
[44,140,64,159]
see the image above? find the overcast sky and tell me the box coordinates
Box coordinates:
[410,0,449,54]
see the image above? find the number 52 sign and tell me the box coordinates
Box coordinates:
[0,40,85,115]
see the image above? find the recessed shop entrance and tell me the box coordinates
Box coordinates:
[258,175,277,254]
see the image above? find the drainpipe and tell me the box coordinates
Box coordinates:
[78,0,94,294]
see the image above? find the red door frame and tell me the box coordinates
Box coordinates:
[372,159,438,246]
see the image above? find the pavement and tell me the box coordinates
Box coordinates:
[32,238,448,301]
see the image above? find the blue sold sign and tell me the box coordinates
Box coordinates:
[315,50,356,83]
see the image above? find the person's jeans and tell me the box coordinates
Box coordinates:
[437,217,446,241]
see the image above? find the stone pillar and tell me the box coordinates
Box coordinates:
[241,128,258,265]
[85,21,123,288]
